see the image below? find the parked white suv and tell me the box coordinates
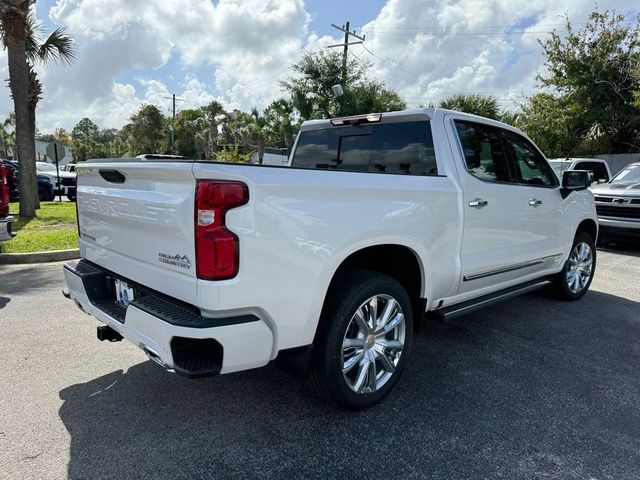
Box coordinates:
[63,109,598,409]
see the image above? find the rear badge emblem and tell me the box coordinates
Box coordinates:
[158,253,192,270]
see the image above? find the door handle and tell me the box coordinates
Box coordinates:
[468,198,488,208]
[529,199,543,207]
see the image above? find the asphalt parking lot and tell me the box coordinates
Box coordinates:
[1,247,639,480]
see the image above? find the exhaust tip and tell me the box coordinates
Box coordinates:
[62,288,71,299]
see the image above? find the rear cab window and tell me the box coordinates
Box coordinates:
[291,120,438,176]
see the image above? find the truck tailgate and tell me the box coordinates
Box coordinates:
[77,161,198,304]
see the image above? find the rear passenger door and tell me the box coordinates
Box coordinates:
[450,119,534,293]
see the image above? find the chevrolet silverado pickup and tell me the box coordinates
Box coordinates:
[63,109,598,409]
[592,162,640,242]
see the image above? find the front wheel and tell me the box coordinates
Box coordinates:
[307,269,413,409]
[551,231,596,301]
[38,186,54,201]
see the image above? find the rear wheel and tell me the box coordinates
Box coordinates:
[38,186,54,201]
[551,231,596,301]
[307,269,413,409]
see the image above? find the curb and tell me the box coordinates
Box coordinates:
[0,249,80,265]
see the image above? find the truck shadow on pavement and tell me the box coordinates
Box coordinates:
[58,289,640,480]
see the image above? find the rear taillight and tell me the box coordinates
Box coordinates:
[0,165,9,217]
[195,180,248,280]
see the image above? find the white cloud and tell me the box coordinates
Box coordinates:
[357,0,633,109]
[1,0,310,132]
[0,0,635,133]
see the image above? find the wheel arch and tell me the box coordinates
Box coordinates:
[576,218,598,242]
[322,244,425,333]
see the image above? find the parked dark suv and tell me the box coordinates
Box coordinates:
[1,159,55,201]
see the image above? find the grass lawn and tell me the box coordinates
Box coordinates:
[1,201,78,253]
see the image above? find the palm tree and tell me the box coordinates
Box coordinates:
[439,94,501,120]
[25,13,76,149]
[200,100,226,156]
[1,0,37,218]
[265,99,297,155]
[248,108,273,164]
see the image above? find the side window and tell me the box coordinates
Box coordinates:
[371,122,437,175]
[501,130,558,187]
[454,121,514,183]
[291,129,339,169]
[573,162,609,182]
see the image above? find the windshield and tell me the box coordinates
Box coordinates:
[36,162,57,172]
[611,164,640,184]
[549,162,563,175]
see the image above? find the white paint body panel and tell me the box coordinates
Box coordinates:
[68,108,598,372]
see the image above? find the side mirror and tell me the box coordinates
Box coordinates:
[561,170,590,199]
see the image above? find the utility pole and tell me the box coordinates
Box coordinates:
[328,21,365,86]
[162,94,184,152]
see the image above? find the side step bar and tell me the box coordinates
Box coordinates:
[436,278,552,321]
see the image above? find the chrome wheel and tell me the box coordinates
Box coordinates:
[566,242,593,293]
[341,294,406,394]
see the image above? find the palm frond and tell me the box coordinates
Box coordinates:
[24,12,42,60]
[37,26,76,66]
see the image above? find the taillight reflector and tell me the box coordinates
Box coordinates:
[195,181,248,280]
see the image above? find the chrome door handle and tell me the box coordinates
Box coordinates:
[529,199,543,207]
[468,198,488,208]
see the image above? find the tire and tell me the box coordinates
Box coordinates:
[307,269,414,409]
[67,194,76,202]
[38,186,54,202]
[551,231,596,301]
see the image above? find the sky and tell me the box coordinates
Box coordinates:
[0,0,637,133]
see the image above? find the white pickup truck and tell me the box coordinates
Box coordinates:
[63,109,598,409]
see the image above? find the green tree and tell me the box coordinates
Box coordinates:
[122,105,169,156]
[201,100,226,156]
[345,82,406,116]
[54,127,72,146]
[538,9,640,153]
[248,107,273,164]
[95,128,126,158]
[173,109,205,158]
[215,145,252,163]
[1,0,37,217]
[515,93,579,158]
[265,98,297,154]
[281,49,405,119]
[71,117,99,161]
[438,94,500,120]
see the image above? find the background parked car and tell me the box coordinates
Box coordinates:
[2,159,56,201]
[548,158,612,185]
[36,161,77,201]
